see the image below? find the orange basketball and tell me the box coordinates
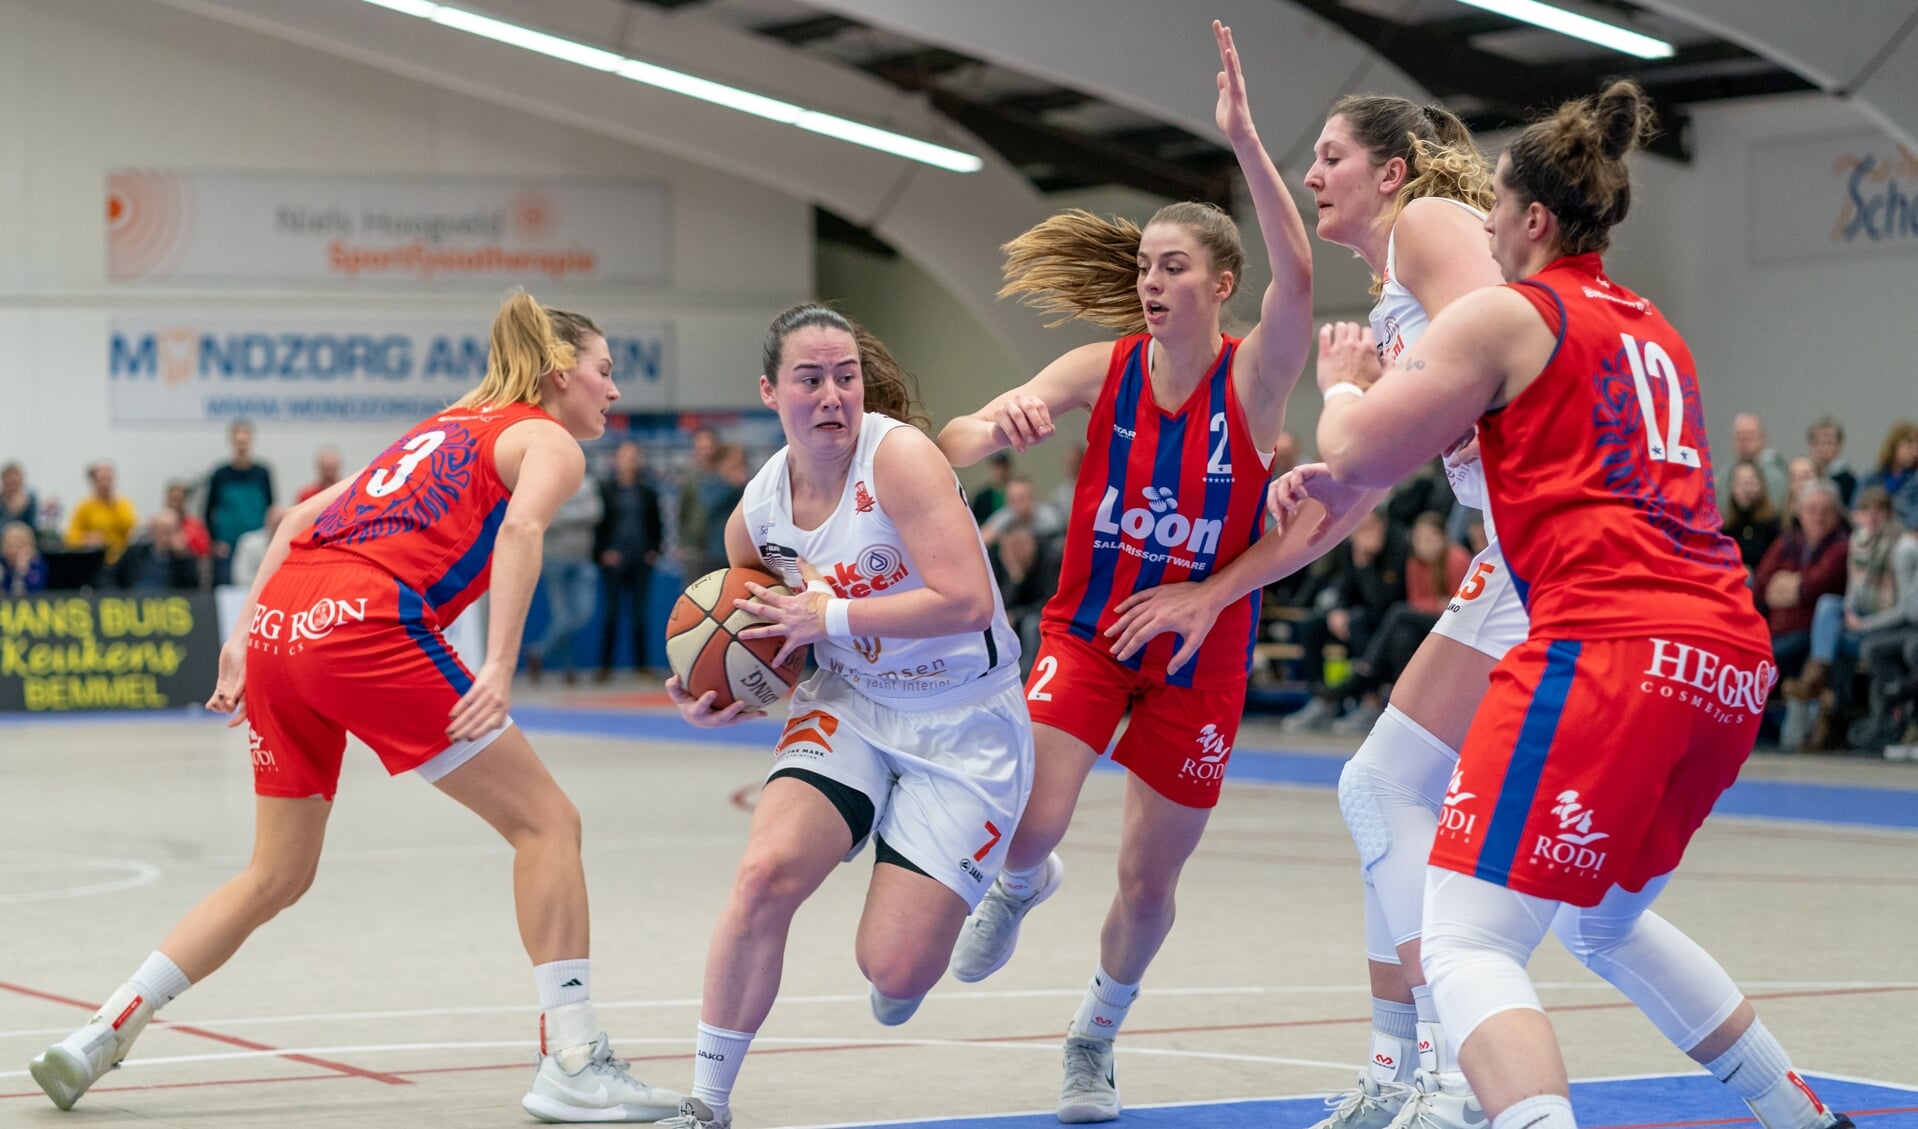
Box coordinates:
[664,567,807,711]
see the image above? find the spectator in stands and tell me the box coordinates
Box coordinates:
[1384,455,1452,529]
[1782,485,1904,750]
[1860,419,1917,510]
[1757,479,1850,745]
[65,460,138,573]
[969,450,1012,525]
[162,481,211,559]
[526,473,603,685]
[134,510,204,591]
[230,505,283,590]
[1806,416,1858,507]
[204,419,274,586]
[296,446,344,503]
[1784,456,1819,528]
[1722,459,1782,579]
[595,441,664,681]
[1860,518,1918,752]
[698,444,750,577]
[1281,507,1407,733]
[1,461,38,538]
[980,475,1064,548]
[1332,511,1470,735]
[990,524,1058,677]
[675,426,723,576]
[1731,411,1790,514]
[2,520,45,596]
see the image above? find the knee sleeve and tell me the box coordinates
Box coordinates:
[1338,706,1455,948]
[1420,868,1556,1048]
[1362,873,1400,965]
[1550,876,1743,1052]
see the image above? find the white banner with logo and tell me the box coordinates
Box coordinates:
[1749,131,1918,264]
[107,170,669,286]
[108,313,671,423]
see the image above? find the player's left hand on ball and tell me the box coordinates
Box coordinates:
[737,560,829,666]
[664,675,765,727]
[447,659,512,741]
[1107,582,1219,675]
[1315,322,1382,393]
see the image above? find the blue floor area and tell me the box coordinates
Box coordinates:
[827,1073,1918,1129]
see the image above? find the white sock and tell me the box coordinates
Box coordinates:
[535,959,592,1009]
[128,951,191,1012]
[1410,983,1460,1073]
[541,1001,601,1071]
[1368,998,1417,1081]
[692,1022,754,1119]
[1494,1093,1578,1128]
[1069,966,1138,1041]
[999,860,1046,899]
[1705,1020,1829,1128]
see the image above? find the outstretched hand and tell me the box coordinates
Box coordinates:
[1213,20,1256,145]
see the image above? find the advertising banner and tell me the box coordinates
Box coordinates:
[1749,131,1918,264]
[0,593,220,713]
[108,313,671,424]
[107,170,669,286]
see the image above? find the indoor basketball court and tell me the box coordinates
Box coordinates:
[4,692,1915,1127]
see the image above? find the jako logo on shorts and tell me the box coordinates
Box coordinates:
[1093,484,1222,554]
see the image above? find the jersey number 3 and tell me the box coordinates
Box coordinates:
[365,430,447,498]
[1621,334,1700,470]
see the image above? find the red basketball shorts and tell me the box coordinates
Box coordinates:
[1431,634,1773,907]
[1023,629,1245,808]
[243,557,497,801]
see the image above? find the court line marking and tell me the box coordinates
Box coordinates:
[0,855,162,905]
[4,981,1909,1040]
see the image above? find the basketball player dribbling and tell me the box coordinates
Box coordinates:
[1303,81,1851,1129]
[936,22,1312,1122]
[656,306,1033,1129]
[30,294,682,1122]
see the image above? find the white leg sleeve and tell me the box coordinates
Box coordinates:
[1550,874,1744,1053]
[1362,871,1400,965]
[1338,705,1456,950]
[1420,867,1557,1049]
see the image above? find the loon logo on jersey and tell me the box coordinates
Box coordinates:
[1533,790,1609,878]
[1177,722,1231,783]
[1092,484,1223,558]
[1439,767,1477,838]
[1639,638,1774,723]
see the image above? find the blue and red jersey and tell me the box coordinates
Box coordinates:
[1043,334,1271,687]
[1478,255,1765,652]
[298,402,552,625]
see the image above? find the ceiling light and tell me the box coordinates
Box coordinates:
[356,0,983,172]
[1455,0,1676,60]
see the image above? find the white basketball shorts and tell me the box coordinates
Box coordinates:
[1430,538,1529,660]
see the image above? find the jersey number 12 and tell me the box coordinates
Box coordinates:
[1621,334,1700,469]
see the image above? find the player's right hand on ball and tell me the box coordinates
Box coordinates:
[990,394,1054,453]
[665,675,765,728]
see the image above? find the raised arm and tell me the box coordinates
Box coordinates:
[936,342,1108,468]
[1212,20,1313,436]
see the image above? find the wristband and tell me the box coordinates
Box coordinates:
[805,579,833,597]
[1324,381,1366,401]
[824,598,854,639]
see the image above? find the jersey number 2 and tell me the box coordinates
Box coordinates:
[1027,655,1059,702]
[365,430,447,498]
[1620,334,1700,469]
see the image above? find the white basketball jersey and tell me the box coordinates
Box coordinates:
[1371,197,1495,537]
[743,412,1021,705]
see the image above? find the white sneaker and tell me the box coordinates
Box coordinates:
[949,853,1064,983]
[1283,696,1339,733]
[29,987,153,1110]
[1384,1070,1485,1128]
[659,1097,730,1129]
[870,983,925,1027]
[521,1033,683,1123]
[1306,1070,1416,1129]
[1058,1031,1120,1123]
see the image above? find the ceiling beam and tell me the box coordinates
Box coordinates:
[757,14,862,45]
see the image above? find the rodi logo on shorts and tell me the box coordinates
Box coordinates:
[1178,722,1230,782]
[1639,638,1775,718]
[1439,767,1477,838]
[1532,790,1609,876]
[1092,484,1221,553]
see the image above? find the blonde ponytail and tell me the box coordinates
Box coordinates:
[455,290,586,409]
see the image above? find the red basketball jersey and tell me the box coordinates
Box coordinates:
[1043,334,1270,687]
[1479,254,1763,650]
[297,402,553,624]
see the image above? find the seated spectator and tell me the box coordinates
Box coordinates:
[230,505,285,590]
[1757,480,1850,744]
[162,481,211,558]
[2,520,46,596]
[1,461,38,538]
[1282,507,1407,733]
[1784,457,1819,525]
[1385,456,1452,529]
[990,524,1058,676]
[1784,486,1904,750]
[65,460,138,576]
[131,510,204,591]
[1730,411,1790,515]
[1333,512,1470,734]
[1858,515,1918,751]
[970,450,1011,525]
[1858,419,1918,523]
[1807,416,1858,507]
[297,445,345,503]
[1721,459,1782,579]
[980,476,1064,547]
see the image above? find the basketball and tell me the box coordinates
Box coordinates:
[665,567,808,710]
